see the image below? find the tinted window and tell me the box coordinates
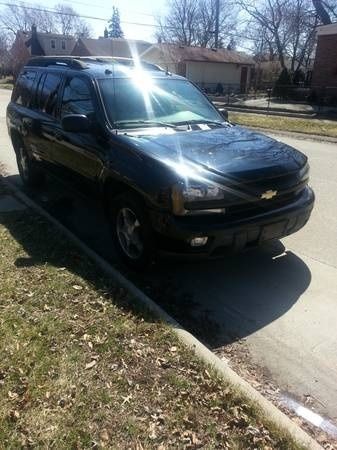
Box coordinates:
[60,77,95,118]
[37,73,62,116]
[12,70,37,107]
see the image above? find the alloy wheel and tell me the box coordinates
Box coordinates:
[116,207,143,260]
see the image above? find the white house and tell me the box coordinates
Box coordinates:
[141,43,255,93]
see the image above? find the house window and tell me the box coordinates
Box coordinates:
[51,39,56,49]
[61,40,66,50]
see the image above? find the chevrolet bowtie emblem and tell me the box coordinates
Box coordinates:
[261,189,277,200]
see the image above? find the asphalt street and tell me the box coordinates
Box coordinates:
[1,89,336,430]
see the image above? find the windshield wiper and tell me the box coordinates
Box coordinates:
[114,120,178,129]
[174,119,225,127]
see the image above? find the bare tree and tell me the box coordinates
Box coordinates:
[0,2,92,41]
[0,3,55,36]
[157,0,199,46]
[157,0,238,47]
[54,4,92,37]
[312,0,337,23]
[238,0,324,72]
[195,0,238,47]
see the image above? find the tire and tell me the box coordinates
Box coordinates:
[15,140,44,188]
[109,192,155,269]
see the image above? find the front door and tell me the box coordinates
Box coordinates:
[240,67,248,93]
[52,75,106,194]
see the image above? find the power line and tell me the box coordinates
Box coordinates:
[0,0,258,44]
[0,1,164,27]
[7,0,156,17]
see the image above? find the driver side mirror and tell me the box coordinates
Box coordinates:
[218,108,229,121]
[61,114,91,133]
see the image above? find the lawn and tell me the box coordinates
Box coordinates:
[0,179,302,448]
[229,111,337,138]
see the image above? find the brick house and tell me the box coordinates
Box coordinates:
[312,22,337,87]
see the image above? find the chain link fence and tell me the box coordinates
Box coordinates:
[202,82,337,115]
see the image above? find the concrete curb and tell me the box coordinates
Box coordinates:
[227,106,315,119]
[1,176,322,450]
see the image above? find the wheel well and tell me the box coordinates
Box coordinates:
[102,178,145,216]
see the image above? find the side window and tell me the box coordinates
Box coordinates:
[51,39,56,49]
[60,77,95,118]
[12,70,37,107]
[37,73,62,116]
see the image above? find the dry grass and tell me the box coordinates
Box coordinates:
[0,77,13,91]
[229,112,337,138]
[0,180,302,449]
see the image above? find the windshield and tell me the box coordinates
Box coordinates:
[98,76,223,128]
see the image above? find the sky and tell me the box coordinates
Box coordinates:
[38,0,168,42]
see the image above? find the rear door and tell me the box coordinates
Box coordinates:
[8,69,39,151]
[51,75,106,194]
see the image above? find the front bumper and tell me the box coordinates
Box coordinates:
[150,186,315,258]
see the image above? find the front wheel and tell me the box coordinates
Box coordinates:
[109,192,155,269]
[16,143,44,188]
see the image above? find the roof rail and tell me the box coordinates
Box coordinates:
[76,56,163,71]
[26,55,164,72]
[26,56,88,69]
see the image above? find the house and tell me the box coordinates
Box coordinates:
[11,25,76,76]
[141,43,255,93]
[312,22,337,87]
[71,37,152,58]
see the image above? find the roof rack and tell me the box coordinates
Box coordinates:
[26,56,164,72]
[26,56,88,69]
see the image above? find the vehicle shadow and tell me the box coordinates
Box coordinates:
[2,174,312,351]
[137,241,312,349]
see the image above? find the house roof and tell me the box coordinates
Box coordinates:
[72,38,152,58]
[17,30,76,56]
[142,43,255,65]
[317,22,337,36]
[36,33,76,55]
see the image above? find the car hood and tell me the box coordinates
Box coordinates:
[124,125,306,183]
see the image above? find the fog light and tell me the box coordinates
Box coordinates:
[190,237,208,247]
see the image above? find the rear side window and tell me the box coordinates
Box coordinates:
[36,72,62,116]
[60,77,95,118]
[12,70,37,107]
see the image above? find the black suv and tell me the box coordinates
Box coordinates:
[7,56,314,267]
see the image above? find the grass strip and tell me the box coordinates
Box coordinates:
[229,112,337,138]
[0,180,302,448]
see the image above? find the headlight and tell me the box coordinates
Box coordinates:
[172,182,225,215]
[182,184,224,202]
[299,163,310,182]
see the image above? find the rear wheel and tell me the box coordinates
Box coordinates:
[15,141,44,188]
[109,192,155,269]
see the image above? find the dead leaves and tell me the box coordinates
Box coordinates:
[85,360,97,370]
[72,285,83,291]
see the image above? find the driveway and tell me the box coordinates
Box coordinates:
[1,88,336,431]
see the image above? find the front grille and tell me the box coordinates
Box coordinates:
[225,189,302,218]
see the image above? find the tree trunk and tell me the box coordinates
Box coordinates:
[312,0,331,24]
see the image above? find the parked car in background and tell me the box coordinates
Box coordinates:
[6,56,314,268]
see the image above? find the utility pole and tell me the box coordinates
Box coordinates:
[214,0,220,48]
